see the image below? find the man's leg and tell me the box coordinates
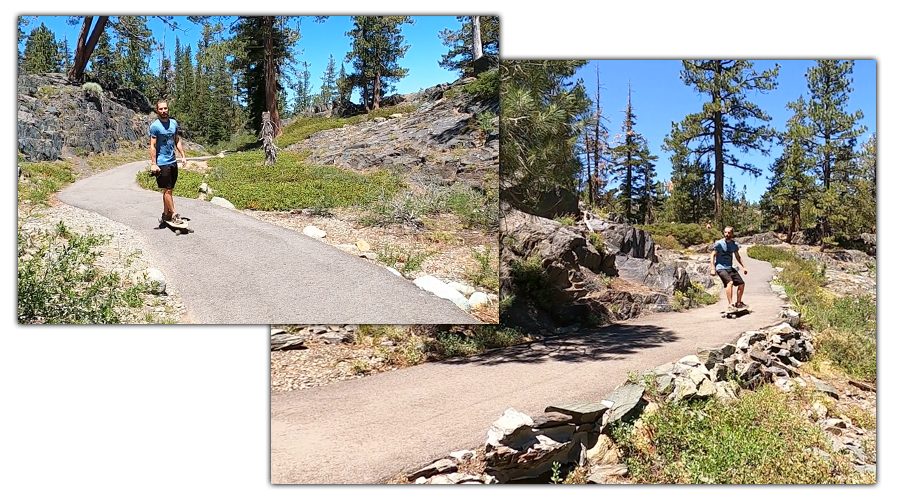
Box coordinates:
[163,189,175,217]
[732,269,746,307]
[725,282,734,306]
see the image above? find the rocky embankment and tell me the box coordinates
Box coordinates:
[285,78,499,193]
[500,204,717,333]
[17,73,153,161]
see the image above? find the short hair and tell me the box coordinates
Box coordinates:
[724,226,734,233]
[155,100,168,109]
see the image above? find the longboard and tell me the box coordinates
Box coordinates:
[161,217,194,235]
[721,307,751,319]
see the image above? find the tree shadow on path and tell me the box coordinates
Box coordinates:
[436,323,678,367]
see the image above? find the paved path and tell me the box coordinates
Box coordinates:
[270,249,785,483]
[56,160,478,324]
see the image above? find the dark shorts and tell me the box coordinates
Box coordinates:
[717,268,745,287]
[155,163,178,190]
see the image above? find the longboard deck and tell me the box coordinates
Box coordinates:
[721,307,751,319]
[161,219,194,235]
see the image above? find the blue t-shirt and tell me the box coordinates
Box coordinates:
[713,238,740,270]
[149,118,178,165]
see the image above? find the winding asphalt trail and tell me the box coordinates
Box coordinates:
[56,160,478,324]
[270,248,785,484]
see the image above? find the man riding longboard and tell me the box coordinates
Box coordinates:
[710,226,749,315]
[149,99,189,233]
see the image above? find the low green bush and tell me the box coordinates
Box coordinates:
[638,223,719,249]
[202,151,400,211]
[18,222,147,324]
[748,245,876,382]
[134,168,204,200]
[17,160,76,205]
[612,385,863,483]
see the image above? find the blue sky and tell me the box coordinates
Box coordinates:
[18,15,468,104]
[572,59,876,203]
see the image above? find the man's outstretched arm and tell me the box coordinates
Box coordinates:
[735,250,748,274]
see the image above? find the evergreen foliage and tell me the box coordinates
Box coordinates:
[665,60,780,228]
[437,16,500,76]
[23,23,60,74]
[609,83,659,223]
[345,16,415,111]
[116,16,153,94]
[500,60,590,208]
[89,30,121,89]
[318,54,339,105]
[803,60,869,243]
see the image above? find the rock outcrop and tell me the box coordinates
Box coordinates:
[17,73,149,161]
[500,205,708,331]
[285,77,498,193]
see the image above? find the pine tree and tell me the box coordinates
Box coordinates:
[664,137,715,223]
[57,36,72,73]
[23,23,60,74]
[319,54,338,105]
[668,60,779,228]
[580,62,611,209]
[295,61,314,114]
[336,63,352,104]
[760,95,815,240]
[231,16,301,136]
[804,60,867,245]
[437,16,500,76]
[116,16,153,93]
[500,59,590,207]
[90,30,120,90]
[345,16,414,111]
[609,83,658,223]
[18,17,30,68]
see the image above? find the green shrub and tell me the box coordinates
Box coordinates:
[199,151,400,211]
[461,68,498,100]
[18,222,147,324]
[135,168,204,200]
[425,325,526,359]
[467,247,499,292]
[360,183,497,232]
[81,81,102,97]
[588,232,604,250]
[748,245,876,382]
[475,111,495,133]
[508,254,550,303]
[612,385,862,483]
[638,223,719,248]
[672,281,718,311]
[17,160,76,205]
[375,244,433,278]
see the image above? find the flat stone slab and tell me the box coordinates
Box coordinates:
[544,402,611,424]
[601,383,646,423]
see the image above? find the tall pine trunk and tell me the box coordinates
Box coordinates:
[472,16,483,60]
[263,16,281,137]
[67,16,108,83]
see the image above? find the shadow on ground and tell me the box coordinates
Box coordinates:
[437,324,679,366]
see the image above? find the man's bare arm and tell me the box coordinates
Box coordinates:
[710,250,717,275]
[149,136,159,172]
[736,250,748,274]
[175,132,186,163]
